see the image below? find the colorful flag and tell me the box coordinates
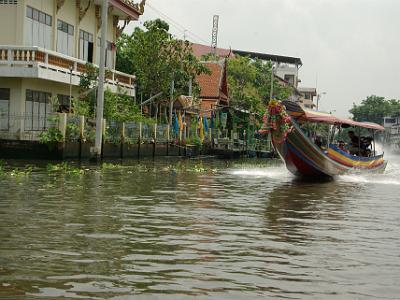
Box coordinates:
[199,115,204,141]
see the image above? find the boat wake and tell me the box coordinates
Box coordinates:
[338,154,400,186]
[229,166,292,180]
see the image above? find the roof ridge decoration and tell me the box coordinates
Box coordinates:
[122,0,146,14]
[56,0,66,12]
[76,0,93,22]
[116,19,131,37]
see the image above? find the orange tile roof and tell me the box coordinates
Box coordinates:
[197,62,224,99]
[191,43,233,59]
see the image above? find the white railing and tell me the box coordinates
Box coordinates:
[0,45,136,89]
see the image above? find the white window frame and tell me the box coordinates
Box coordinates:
[25,90,52,131]
[25,6,52,49]
[57,20,74,57]
[79,30,94,63]
[0,88,10,131]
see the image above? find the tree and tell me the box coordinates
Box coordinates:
[116,19,209,102]
[226,55,293,114]
[349,95,400,124]
[73,63,142,122]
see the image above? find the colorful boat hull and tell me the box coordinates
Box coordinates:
[272,121,387,178]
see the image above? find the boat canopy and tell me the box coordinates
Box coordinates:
[282,100,385,131]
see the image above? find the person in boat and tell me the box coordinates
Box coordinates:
[348,130,360,155]
[360,136,373,157]
[338,140,349,153]
[314,136,323,149]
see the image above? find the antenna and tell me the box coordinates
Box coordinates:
[211,15,219,56]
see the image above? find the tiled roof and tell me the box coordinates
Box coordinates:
[191,43,233,59]
[196,62,224,99]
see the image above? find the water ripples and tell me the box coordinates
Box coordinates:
[1,158,400,299]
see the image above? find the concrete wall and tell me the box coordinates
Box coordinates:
[0,1,23,44]
[0,78,80,139]
[275,65,299,88]
[1,0,118,64]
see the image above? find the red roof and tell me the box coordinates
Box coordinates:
[191,43,233,59]
[197,61,228,100]
[196,61,229,113]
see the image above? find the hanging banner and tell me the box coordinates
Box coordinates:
[221,113,227,129]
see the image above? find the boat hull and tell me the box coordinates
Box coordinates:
[272,122,387,178]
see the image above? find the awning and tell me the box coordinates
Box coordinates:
[282,100,385,131]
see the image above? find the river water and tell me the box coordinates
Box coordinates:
[0,156,400,299]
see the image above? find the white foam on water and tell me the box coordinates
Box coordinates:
[230,167,292,180]
[338,154,400,186]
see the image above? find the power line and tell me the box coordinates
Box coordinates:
[146,3,209,44]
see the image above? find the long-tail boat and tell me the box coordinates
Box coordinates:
[261,100,387,178]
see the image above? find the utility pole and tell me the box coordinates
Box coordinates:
[169,79,174,125]
[94,0,108,159]
[69,65,73,113]
[316,92,326,111]
[269,61,275,100]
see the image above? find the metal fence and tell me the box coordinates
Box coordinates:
[125,121,139,144]
[66,115,81,142]
[0,113,60,141]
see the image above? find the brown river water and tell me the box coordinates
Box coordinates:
[0,156,400,299]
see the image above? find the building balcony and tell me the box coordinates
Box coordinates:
[0,45,136,96]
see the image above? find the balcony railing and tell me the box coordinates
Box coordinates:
[0,46,135,89]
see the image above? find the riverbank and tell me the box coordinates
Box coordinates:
[0,139,274,160]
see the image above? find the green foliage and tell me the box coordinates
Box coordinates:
[39,127,63,144]
[74,63,142,123]
[39,115,63,144]
[226,55,292,114]
[116,19,209,101]
[79,63,99,91]
[350,95,400,124]
[72,97,91,117]
[66,122,80,141]
[104,89,141,122]
[186,135,202,146]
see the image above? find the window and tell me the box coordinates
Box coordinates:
[0,88,10,131]
[57,20,74,56]
[385,118,396,124]
[25,6,52,49]
[96,38,114,69]
[284,74,295,86]
[25,90,52,131]
[0,0,18,4]
[79,30,94,63]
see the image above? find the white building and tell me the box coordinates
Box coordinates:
[0,0,144,140]
[298,87,317,109]
[383,116,400,147]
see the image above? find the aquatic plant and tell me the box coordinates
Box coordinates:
[9,165,33,177]
[102,162,123,170]
[46,162,84,175]
[0,161,4,176]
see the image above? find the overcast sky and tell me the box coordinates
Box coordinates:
[126,0,400,116]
